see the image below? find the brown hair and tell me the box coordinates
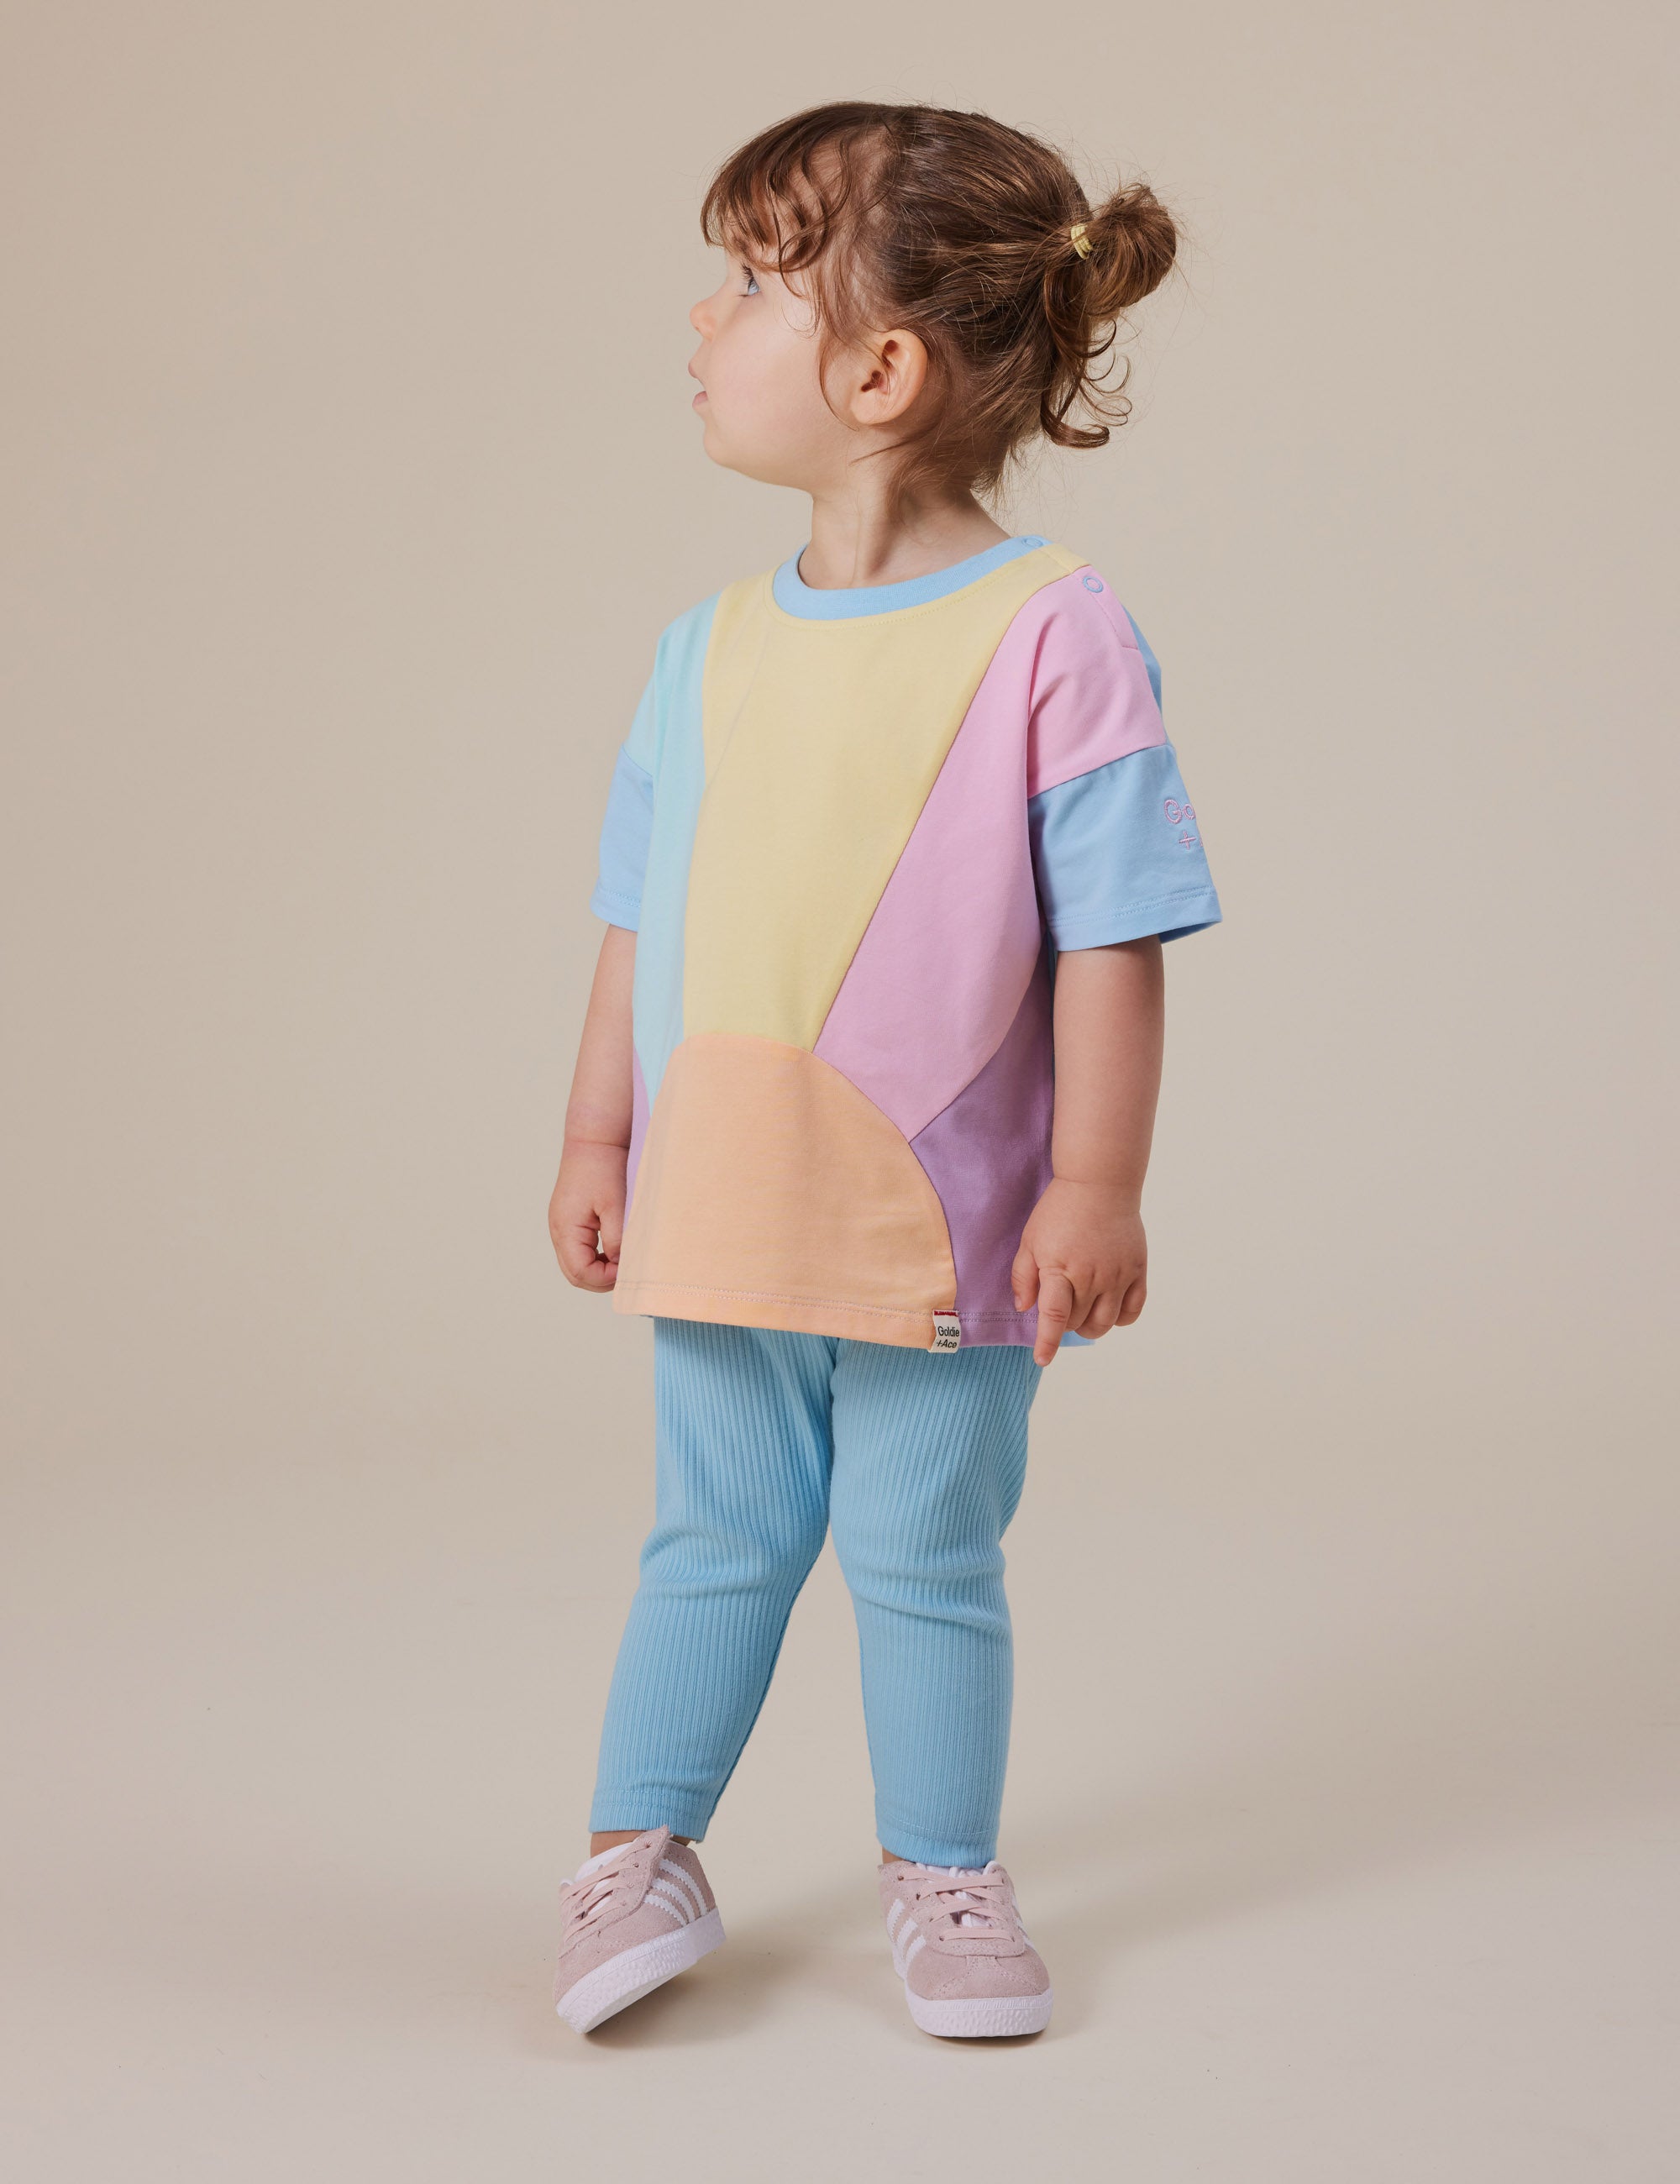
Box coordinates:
[701,102,1178,502]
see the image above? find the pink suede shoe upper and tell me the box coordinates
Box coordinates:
[878,1859,1051,2006]
[554,1829,717,2007]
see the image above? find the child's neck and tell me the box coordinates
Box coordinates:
[798,486,1010,593]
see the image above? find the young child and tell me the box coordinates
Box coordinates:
[547,101,1220,2039]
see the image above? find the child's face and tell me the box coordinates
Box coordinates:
[688,247,864,492]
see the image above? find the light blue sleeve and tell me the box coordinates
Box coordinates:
[589,675,657,930]
[1029,741,1222,948]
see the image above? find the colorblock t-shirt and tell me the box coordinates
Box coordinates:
[590,536,1221,1352]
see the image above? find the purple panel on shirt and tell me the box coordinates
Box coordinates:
[910,944,1055,1348]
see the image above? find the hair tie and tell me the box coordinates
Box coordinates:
[1068,222,1093,260]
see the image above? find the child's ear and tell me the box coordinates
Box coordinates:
[848,329,930,428]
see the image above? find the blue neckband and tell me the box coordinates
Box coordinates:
[771,535,1047,620]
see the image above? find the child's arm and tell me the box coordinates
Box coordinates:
[549,925,637,1290]
[1011,937,1165,1365]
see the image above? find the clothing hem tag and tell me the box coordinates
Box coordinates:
[930,1311,962,1352]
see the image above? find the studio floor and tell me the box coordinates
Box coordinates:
[4,1362,1672,2182]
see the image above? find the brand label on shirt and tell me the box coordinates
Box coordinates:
[930,1311,963,1352]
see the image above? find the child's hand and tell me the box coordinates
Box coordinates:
[549,1137,627,1291]
[1011,1179,1147,1365]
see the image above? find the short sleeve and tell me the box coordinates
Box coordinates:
[1030,743,1221,947]
[588,674,657,930]
[1025,579,1221,948]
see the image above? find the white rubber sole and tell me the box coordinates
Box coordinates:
[904,1979,1054,2039]
[556,1908,725,2033]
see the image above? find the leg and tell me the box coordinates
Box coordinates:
[827,1340,1042,1869]
[589,1318,835,1843]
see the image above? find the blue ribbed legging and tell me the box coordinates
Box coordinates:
[590,1318,1043,1867]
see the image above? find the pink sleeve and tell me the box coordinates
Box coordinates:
[1025,569,1166,799]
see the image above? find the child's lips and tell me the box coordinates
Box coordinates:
[691,387,708,409]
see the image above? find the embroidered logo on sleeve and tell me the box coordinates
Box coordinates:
[1163,797,1200,849]
[931,1311,963,1352]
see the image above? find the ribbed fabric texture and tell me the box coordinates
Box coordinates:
[591,1318,1042,1867]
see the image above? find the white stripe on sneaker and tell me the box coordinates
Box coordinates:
[646,1892,687,1924]
[648,1880,692,1922]
[885,1900,906,1936]
[659,1860,706,1920]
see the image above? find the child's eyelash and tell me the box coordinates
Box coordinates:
[740,264,760,295]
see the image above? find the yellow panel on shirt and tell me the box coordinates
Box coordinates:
[681,543,1084,1051]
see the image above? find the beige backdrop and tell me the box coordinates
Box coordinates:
[3,2,1674,2177]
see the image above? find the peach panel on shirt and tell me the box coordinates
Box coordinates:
[613,1033,958,1349]
[814,570,1167,1142]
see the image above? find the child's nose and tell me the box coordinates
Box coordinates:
[689,296,714,339]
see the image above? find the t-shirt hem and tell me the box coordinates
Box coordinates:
[612,1281,1095,1352]
[1049,888,1223,949]
[614,1279,939,1349]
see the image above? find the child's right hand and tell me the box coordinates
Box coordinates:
[548,1138,627,1291]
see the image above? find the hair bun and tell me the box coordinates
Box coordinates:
[1080,181,1178,316]
[1037,176,1177,452]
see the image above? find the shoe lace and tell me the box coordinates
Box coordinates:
[559,1861,630,1940]
[916,1863,1019,1939]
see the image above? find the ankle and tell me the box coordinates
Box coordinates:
[589,1829,692,1858]
[880,1846,993,1868]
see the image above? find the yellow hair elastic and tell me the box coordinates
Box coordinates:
[1068,222,1093,260]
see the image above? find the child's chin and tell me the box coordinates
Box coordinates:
[708,440,807,491]
[706,440,777,486]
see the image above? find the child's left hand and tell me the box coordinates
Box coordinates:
[1011,1179,1148,1365]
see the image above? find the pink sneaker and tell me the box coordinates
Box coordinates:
[879,1858,1053,2037]
[553,1828,724,2032]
